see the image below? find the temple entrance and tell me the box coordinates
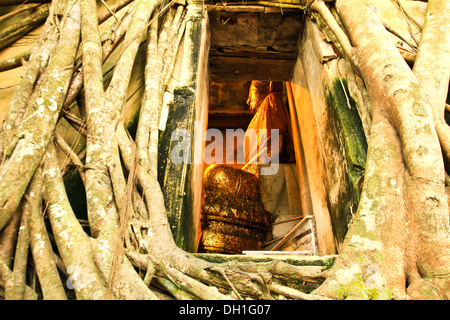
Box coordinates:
[161,4,363,257]
[193,8,319,255]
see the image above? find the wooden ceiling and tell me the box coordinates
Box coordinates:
[208,8,304,81]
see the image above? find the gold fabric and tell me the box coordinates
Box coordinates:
[243,92,293,174]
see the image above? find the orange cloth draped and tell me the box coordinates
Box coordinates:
[242,92,294,176]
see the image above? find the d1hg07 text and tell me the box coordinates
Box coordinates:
[223,304,270,315]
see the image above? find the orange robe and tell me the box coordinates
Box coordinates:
[243,92,293,176]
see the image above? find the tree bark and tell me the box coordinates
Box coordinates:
[43,142,108,300]
[0,0,449,300]
[0,4,49,51]
[412,0,450,163]
[27,167,67,299]
[80,0,159,300]
[0,0,80,231]
[314,0,450,299]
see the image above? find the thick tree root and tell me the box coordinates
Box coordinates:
[1,0,449,300]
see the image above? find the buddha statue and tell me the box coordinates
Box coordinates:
[200,81,294,254]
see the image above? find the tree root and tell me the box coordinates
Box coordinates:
[1,0,449,301]
[124,215,329,300]
[315,0,450,300]
[126,250,329,300]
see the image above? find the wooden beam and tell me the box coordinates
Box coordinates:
[206,4,299,13]
[209,47,297,60]
[207,112,254,129]
[210,56,294,81]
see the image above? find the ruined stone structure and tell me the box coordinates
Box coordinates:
[0,0,427,256]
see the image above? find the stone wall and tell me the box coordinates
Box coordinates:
[157,4,209,252]
[289,17,368,252]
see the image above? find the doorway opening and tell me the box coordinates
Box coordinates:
[198,80,316,255]
[195,8,317,255]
